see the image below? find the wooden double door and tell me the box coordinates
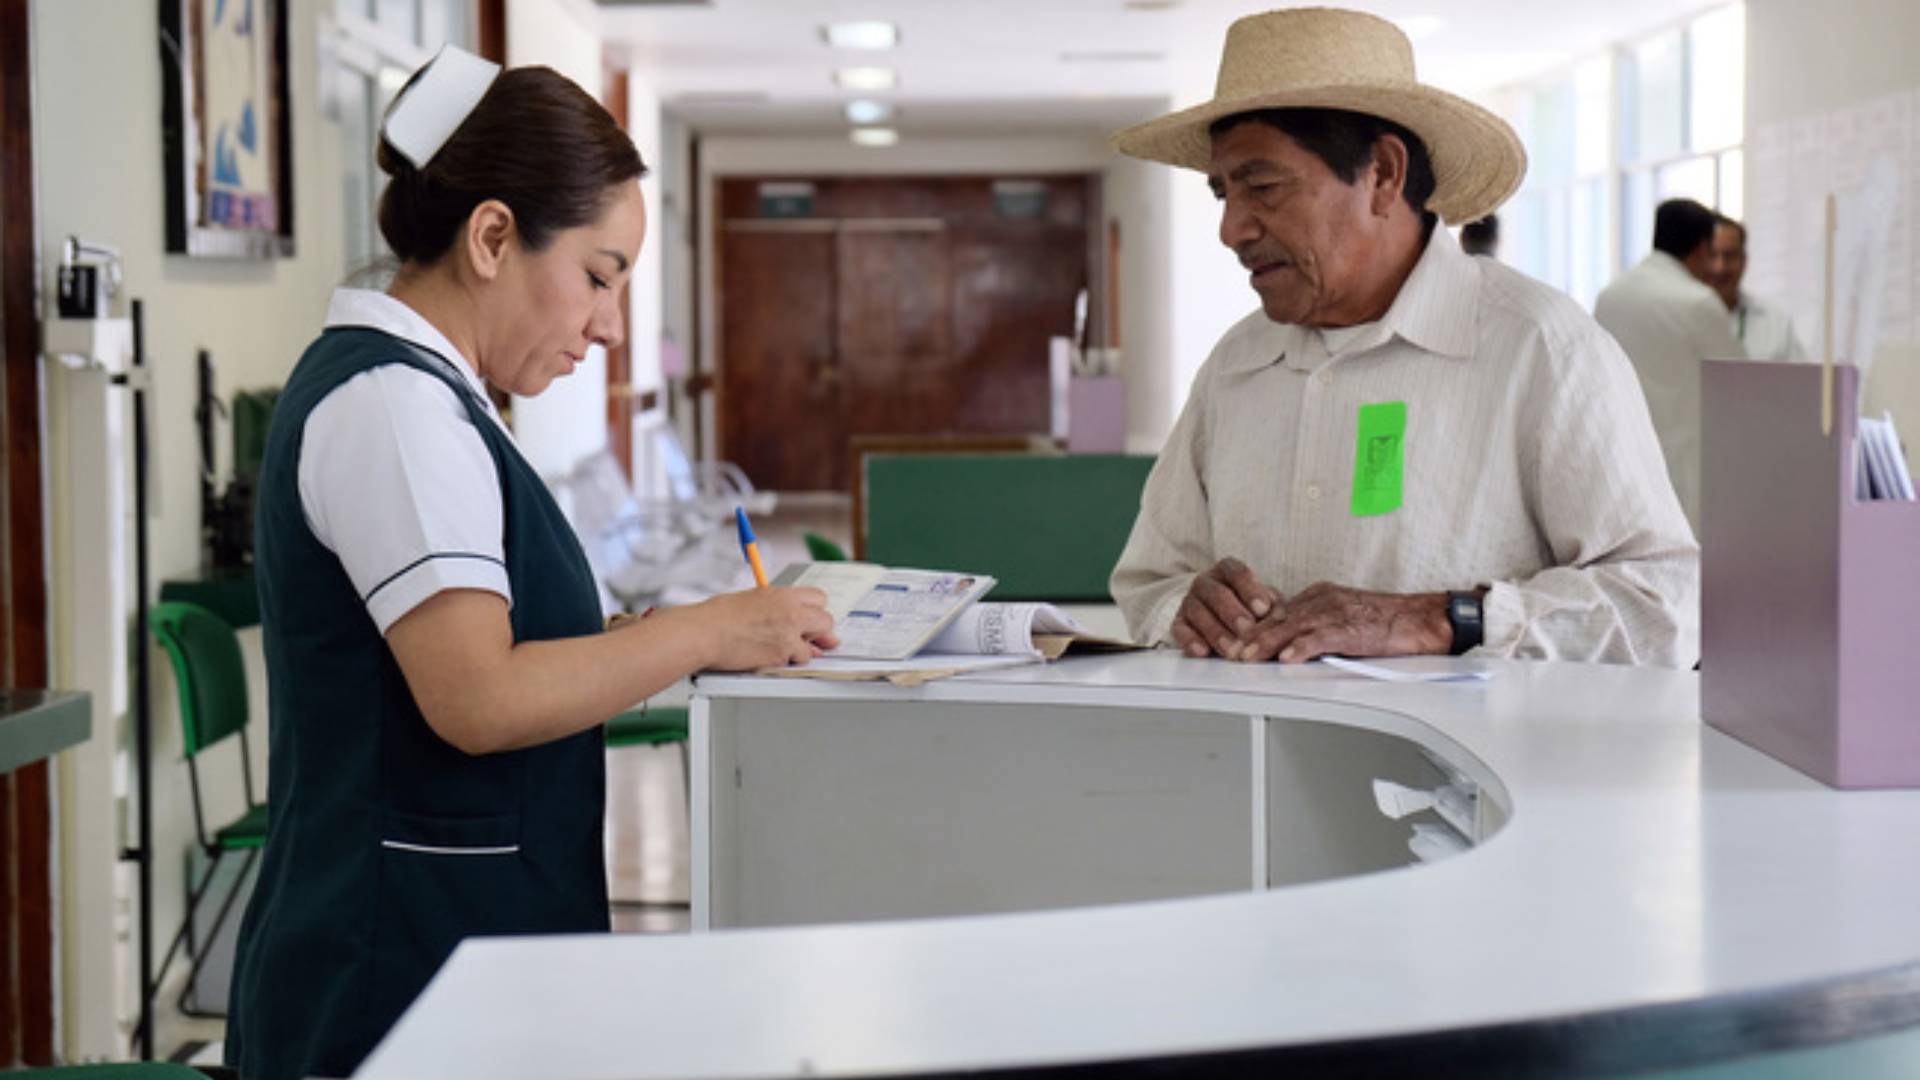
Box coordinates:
[718,176,1090,493]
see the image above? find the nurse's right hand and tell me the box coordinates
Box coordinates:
[693,586,839,670]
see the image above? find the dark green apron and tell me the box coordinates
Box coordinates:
[227,327,609,1080]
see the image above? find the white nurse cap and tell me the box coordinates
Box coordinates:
[382,44,501,169]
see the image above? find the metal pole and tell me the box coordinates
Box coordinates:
[131,298,154,1060]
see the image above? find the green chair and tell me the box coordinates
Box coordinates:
[802,531,849,562]
[148,601,267,1019]
[606,705,691,909]
[607,704,690,790]
[16,1065,221,1078]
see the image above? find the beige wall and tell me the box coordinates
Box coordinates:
[35,0,345,1059]
[1100,149,1176,452]
[504,0,608,478]
[1746,0,1920,465]
[501,0,665,482]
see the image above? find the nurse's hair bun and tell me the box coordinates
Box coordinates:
[374,65,646,265]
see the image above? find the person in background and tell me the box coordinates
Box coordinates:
[1709,214,1807,361]
[226,47,835,1080]
[1593,198,1748,534]
[1459,213,1499,257]
[1107,8,1697,670]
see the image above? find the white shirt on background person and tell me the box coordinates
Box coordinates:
[1593,251,1749,534]
[1731,289,1808,362]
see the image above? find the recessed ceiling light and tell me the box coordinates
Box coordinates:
[845,99,894,125]
[821,20,900,50]
[1393,15,1443,41]
[850,127,899,148]
[834,66,897,91]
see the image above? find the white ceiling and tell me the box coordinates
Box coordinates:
[596,0,1729,137]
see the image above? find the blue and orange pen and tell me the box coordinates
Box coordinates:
[734,506,769,588]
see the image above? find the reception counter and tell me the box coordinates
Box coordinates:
[357,654,1920,1079]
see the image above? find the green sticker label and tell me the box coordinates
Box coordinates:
[1351,401,1406,517]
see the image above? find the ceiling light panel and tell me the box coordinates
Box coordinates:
[845,99,894,125]
[822,20,899,50]
[834,66,897,91]
[850,128,899,147]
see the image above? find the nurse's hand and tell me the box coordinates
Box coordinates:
[1169,558,1284,659]
[692,586,839,670]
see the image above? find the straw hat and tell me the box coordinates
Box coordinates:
[1112,7,1526,225]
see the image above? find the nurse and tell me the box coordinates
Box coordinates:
[225,47,836,1080]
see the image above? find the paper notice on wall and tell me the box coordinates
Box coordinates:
[1835,156,1901,391]
[1747,89,1916,364]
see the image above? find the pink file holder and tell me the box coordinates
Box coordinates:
[1701,360,1920,788]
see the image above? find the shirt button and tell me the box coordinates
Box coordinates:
[1306,484,1322,501]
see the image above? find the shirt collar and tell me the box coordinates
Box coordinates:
[1643,250,1697,284]
[1369,225,1478,361]
[323,288,496,413]
[1220,225,1479,375]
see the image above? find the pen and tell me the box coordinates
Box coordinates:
[735,506,769,588]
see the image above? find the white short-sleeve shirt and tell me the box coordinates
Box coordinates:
[302,288,515,634]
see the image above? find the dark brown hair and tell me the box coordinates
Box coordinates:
[376,65,647,264]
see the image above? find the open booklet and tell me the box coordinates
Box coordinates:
[763,562,1137,684]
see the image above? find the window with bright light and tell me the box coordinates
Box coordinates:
[1619,4,1745,266]
[1499,54,1615,309]
[1497,3,1745,308]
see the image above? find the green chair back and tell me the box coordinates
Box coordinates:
[231,387,279,485]
[150,601,250,757]
[607,705,690,749]
[15,1064,215,1078]
[803,531,849,562]
[863,453,1156,601]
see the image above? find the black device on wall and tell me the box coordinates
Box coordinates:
[196,350,270,570]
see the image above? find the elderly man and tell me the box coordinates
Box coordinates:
[1594,199,1750,532]
[1710,215,1807,361]
[1108,8,1697,668]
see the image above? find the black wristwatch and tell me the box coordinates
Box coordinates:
[1446,592,1483,655]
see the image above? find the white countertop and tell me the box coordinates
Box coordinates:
[358,653,1920,1079]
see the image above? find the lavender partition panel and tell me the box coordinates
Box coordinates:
[1835,497,1920,786]
[1700,361,1846,785]
[1068,376,1128,454]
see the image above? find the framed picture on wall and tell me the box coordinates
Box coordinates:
[160,0,295,258]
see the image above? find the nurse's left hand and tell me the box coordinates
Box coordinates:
[1233,582,1451,664]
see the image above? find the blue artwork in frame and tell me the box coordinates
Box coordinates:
[160,0,294,257]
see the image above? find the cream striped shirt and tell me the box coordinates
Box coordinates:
[1111,229,1700,668]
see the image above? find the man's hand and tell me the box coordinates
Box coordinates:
[1236,582,1451,664]
[1170,558,1285,658]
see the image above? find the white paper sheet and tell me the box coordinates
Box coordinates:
[1318,656,1493,684]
